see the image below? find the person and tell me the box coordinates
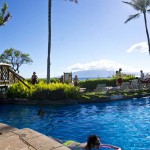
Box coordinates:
[60,75,64,83]
[38,109,45,116]
[31,72,38,85]
[116,68,123,86]
[61,135,121,150]
[115,71,119,86]
[140,70,144,81]
[73,75,78,86]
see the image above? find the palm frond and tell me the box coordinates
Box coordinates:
[0,3,11,26]
[1,3,8,16]
[133,0,146,11]
[124,13,140,23]
[133,0,150,11]
[135,0,149,12]
[136,0,145,7]
[122,1,133,6]
[122,1,141,11]
[145,0,150,7]
[3,12,11,23]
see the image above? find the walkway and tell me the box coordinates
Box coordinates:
[0,123,70,150]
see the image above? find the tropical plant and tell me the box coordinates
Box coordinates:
[0,48,33,73]
[47,0,78,84]
[7,81,80,100]
[0,3,11,26]
[123,0,150,54]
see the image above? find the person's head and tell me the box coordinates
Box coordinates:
[119,68,122,72]
[38,109,45,115]
[86,135,101,150]
[33,72,36,75]
[140,70,143,73]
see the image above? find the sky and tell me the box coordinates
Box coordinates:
[0,0,150,78]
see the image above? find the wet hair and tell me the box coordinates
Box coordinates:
[38,109,45,115]
[86,135,101,150]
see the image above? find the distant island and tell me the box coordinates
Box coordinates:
[71,69,139,79]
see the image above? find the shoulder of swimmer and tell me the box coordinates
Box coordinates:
[101,143,121,150]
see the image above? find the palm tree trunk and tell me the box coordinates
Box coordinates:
[143,12,150,55]
[47,0,51,83]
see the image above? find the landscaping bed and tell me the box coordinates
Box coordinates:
[1,77,150,105]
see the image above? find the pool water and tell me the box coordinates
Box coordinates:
[0,97,150,150]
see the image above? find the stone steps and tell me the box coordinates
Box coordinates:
[0,123,70,150]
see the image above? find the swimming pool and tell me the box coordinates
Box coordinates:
[0,97,150,150]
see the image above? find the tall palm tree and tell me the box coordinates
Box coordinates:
[0,3,11,26]
[123,0,150,54]
[47,0,78,84]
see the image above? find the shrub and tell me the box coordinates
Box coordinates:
[26,78,60,84]
[7,82,32,98]
[79,77,136,90]
[7,81,80,100]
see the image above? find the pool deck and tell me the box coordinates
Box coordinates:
[0,123,70,150]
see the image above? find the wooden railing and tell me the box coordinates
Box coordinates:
[0,64,30,89]
[8,69,30,89]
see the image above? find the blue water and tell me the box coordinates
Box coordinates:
[0,98,150,150]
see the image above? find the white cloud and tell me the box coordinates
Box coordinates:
[126,42,148,53]
[67,59,138,72]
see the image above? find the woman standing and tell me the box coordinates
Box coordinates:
[116,68,123,86]
[73,75,78,86]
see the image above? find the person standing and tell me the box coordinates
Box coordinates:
[60,75,64,83]
[31,72,38,85]
[140,70,144,81]
[116,68,123,86]
[73,75,78,86]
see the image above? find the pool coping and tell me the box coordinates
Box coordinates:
[0,123,71,150]
[0,93,150,105]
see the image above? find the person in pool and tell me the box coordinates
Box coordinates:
[62,135,121,150]
[38,109,45,116]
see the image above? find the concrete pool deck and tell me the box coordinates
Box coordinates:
[0,123,70,150]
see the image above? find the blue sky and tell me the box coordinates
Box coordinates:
[0,0,150,78]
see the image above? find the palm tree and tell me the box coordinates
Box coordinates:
[47,0,78,84]
[123,0,150,54]
[0,3,11,26]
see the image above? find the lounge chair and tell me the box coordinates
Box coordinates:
[95,83,106,92]
[139,83,147,90]
[79,88,86,92]
[119,82,130,91]
[130,79,139,89]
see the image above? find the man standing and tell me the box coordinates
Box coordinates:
[140,70,144,81]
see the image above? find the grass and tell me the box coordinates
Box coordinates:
[81,89,150,100]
